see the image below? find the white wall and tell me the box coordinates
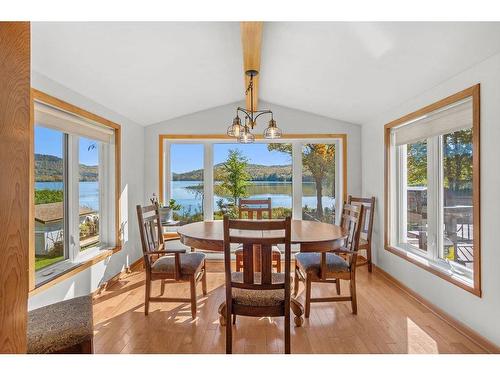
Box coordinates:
[144,100,362,203]
[29,72,145,310]
[361,52,500,345]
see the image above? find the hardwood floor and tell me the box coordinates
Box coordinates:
[92,262,487,354]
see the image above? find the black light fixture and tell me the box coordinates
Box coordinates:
[226,70,282,143]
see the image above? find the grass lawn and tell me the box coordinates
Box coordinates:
[35,255,64,271]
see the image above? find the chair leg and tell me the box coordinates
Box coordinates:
[293,267,300,296]
[145,273,151,316]
[226,304,232,354]
[232,314,236,325]
[350,275,357,315]
[201,265,207,296]
[284,308,291,354]
[190,275,197,318]
[160,279,165,296]
[367,244,373,273]
[305,276,312,318]
[336,279,341,295]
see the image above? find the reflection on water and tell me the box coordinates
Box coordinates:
[171,180,335,211]
[35,181,99,210]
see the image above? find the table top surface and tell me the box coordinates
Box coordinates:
[177,219,346,245]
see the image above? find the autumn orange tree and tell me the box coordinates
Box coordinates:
[268,143,335,220]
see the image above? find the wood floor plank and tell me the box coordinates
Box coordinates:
[92,265,488,354]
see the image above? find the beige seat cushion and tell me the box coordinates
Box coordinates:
[295,252,349,276]
[27,295,93,354]
[152,252,205,276]
[231,272,287,307]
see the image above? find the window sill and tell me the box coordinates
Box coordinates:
[29,245,121,297]
[385,244,481,297]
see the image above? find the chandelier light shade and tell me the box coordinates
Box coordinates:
[263,119,282,139]
[227,70,282,143]
[226,115,243,137]
[239,125,255,143]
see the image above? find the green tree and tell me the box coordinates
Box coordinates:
[35,189,64,204]
[216,149,251,206]
[407,141,428,186]
[268,143,335,220]
[406,130,473,191]
[442,129,473,191]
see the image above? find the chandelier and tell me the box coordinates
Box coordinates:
[227,70,282,143]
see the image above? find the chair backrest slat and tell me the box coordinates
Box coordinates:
[261,244,272,285]
[242,243,254,284]
[239,198,272,220]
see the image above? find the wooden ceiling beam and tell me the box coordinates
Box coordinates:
[240,22,263,111]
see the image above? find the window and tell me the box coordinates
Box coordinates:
[160,136,345,224]
[385,85,480,295]
[79,137,101,251]
[32,92,120,288]
[302,143,337,224]
[212,143,292,219]
[170,144,204,223]
[34,126,66,270]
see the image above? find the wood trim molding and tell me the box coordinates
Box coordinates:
[373,265,499,354]
[384,84,481,296]
[29,246,121,297]
[158,133,348,205]
[31,88,120,130]
[0,21,31,354]
[30,89,123,291]
[92,255,144,298]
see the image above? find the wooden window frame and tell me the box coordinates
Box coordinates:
[158,133,348,221]
[384,84,481,296]
[29,89,122,295]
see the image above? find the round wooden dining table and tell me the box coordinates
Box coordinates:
[177,219,346,327]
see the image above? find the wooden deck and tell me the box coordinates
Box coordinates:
[92,263,487,354]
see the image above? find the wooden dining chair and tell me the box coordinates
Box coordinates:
[347,195,375,272]
[136,204,207,318]
[235,198,282,272]
[222,215,292,354]
[294,204,364,317]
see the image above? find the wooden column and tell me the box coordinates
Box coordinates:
[0,22,31,354]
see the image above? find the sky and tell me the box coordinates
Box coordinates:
[35,125,99,166]
[170,143,292,173]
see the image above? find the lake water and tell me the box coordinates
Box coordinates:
[35,181,99,211]
[35,180,336,214]
[172,180,335,213]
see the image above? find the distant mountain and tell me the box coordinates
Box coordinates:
[173,163,306,182]
[35,154,98,182]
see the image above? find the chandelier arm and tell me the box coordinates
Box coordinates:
[237,107,251,118]
[253,110,273,121]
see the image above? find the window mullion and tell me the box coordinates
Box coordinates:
[163,141,171,204]
[426,136,439,261]
[203,143,213,220]
[398,145,408,245]
[67,135,80,261]
[98,142,108,247]
[292,142,303,220]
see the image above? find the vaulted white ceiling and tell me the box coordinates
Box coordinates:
[32,22,500,126]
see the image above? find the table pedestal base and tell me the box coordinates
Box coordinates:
[218,299,304,327]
